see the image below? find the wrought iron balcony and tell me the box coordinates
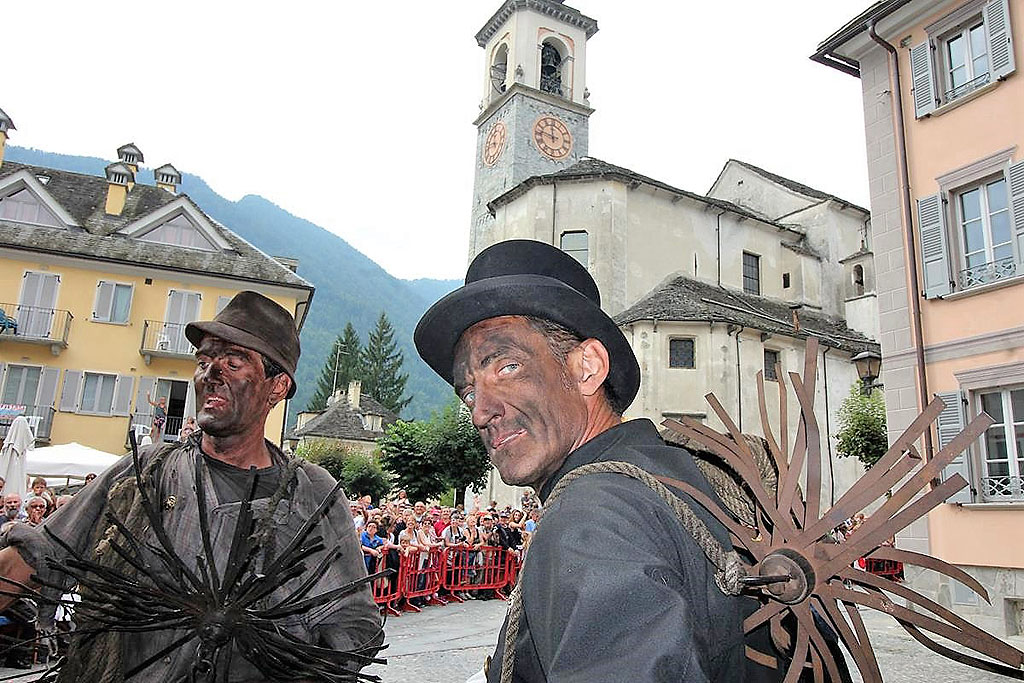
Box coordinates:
[0,302,73,351]
[959,257,1017,289]
[140,320,196,362]
[0,404,56,443]
[981,475,1024,502]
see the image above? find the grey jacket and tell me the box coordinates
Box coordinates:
[8,438,381,681]
[487,419,779,683]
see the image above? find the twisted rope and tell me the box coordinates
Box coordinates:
[498,460,745,683]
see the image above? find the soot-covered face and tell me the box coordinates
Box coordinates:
[453,316,588,491]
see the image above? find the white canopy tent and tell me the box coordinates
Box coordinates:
[25,442,122,488]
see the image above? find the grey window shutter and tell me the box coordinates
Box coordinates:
[111,374,135,417]
[985,0,1015,80]
[910,41,936,117]
[133,376,157,425]
[94,281,114,321]
[1008,159,1024,275]
[936,391,972,503]
[59,370,83,412]
[36,367,60,409]
[918,193,952,297]
[184,381,196,420]
[0,363,6,400]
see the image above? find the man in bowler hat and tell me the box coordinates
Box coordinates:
[0,291,381,680]
[416,240,782,682]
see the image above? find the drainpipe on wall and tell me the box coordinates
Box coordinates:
[551,182,558,246]
[716,211,724,287]
[728,324,744,431]
[822,346,835,505]
[868,21,935,464]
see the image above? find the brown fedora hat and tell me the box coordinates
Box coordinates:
[185,291,300,398]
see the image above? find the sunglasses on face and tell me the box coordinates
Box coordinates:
[28,504,46,510]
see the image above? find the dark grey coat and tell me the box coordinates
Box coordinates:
[487,419,781,683]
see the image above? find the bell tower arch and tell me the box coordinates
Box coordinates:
[469,0,599,258]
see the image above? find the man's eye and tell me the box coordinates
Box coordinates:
[498,362,520,375]
[461,390,475,407]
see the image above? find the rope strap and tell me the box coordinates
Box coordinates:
[498,460,746,683]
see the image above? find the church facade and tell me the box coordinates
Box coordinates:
[468,0,881,512]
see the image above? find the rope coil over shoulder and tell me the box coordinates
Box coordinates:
[498,460,746,683]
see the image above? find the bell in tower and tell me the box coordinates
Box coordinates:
[540,43,563,97]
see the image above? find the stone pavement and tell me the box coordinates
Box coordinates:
[2,600,1022,681]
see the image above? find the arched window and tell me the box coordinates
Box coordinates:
[540,42,564,96]
[491,44,508,95]
[853,264,865,296]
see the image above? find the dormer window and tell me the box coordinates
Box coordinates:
[0,188,62,227]
[137,212,216,251]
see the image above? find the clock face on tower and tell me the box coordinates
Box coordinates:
[533,115,573,160]
[483,121,507,166]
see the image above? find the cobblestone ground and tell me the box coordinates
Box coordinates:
[3,600,1022,681]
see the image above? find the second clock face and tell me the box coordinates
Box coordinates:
[533,116,573,160]
[483,122,507,166]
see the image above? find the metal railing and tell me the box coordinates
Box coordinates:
[981,475,1024,502]
[944,71,990,102]
[960,257,1017,289]
[0,405,56,442]
[0,303,73,345]
[141,320,195,357]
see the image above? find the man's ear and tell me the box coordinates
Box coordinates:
[575,338,611,398]
[268,373,292,407]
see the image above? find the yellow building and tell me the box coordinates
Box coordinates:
[0,109,313,456]
[816,0,1024,636]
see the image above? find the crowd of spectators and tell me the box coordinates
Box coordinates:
[352,490,543,607]
[0,474,96,668]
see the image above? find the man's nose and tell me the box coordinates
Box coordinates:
[470,385,503,428]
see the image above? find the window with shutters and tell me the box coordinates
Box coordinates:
[1,365,41,405]
[976,388,1024,501]
[911,0,1015,117]
[79,372,117,415]
[668,338,695,369]
[92,280,133,324]
[918,155,1024,297]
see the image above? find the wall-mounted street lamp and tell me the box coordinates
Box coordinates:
[852,350,883,396]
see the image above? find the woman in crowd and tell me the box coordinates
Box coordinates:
[442,513,470,599]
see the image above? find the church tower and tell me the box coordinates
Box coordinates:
[469,0,598,258]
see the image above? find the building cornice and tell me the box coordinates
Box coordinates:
[474,83,594,127]
[475,0,598,47]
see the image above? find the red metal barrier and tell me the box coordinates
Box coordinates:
[399,548,447,613]
[864,557,904,582]
[439,546,509,601]
[504,551,522,595]
[370,553,401,616]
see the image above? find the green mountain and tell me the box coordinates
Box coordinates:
[6,146,461,423]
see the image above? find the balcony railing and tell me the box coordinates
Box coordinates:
[0,404,56,443]
[0,302,73,348]
[960,257,1017,289]
[944,71,990,103]
[140,320,196,360]
[981,475,1024,502]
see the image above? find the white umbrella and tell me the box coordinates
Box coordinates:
[0,416,34,496]
[26,442,121,483]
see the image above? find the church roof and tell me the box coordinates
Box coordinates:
[720,159,869,215]
[289,394,399,443]
[0,161,311,291]
[487,157,804,234]
[614,275,878,354]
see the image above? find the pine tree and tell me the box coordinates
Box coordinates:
[361,312,411,415]
[306,323,364,411]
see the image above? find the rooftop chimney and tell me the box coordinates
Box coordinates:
[117,143,144,175]
[154,163,181,194]
[104,162,135,216]
[347,380,362,410]
[0,107,15,169]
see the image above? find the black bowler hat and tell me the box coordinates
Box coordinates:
[414,239,640,412]
[185,291,300,398]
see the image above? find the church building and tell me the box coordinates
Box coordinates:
[468,0,881,512]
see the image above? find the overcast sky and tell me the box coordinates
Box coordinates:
[4,1,870,280]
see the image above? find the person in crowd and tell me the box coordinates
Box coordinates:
[433,508,451,537]
[83,473,96,486]
[442,512,471,599]
[360,521,386,574]
[413,501,427,523]
[351,502,366,530]
[2,494,24,526]
[178,416,197,441]
[54,495,72,511]
[414,239,770,681]
[30,477,53,510]
[0,477,5,494]
[0,291,381,680]
[22,497,45,528]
